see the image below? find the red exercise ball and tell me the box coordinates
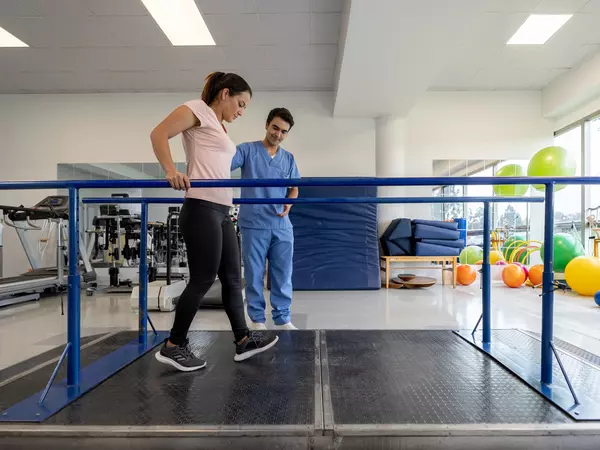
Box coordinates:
[457,264,477,286]
[502,264,526,288]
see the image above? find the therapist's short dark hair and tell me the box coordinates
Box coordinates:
[267,108,294,129]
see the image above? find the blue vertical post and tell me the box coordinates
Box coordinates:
[139,202,148,345]
[482,201,491,344]
[542,183,555,385]
[67,187,81,386]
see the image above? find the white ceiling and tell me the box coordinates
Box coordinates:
[1,0,600,119]
[430,0,600,90]
[0,0,343,93]
[333,0,600,117]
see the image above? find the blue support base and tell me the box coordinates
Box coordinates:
[454,330,600,421]
[0,331,168,423]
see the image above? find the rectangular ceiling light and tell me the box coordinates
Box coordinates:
[0,26,28,47]
[507,14,572,45]
[141,0,215,46]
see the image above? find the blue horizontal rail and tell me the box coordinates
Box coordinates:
[2,175,600,190]
[82,196,545,205]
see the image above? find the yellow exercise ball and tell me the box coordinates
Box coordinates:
[564,256,600,296]
[490,250,504,265]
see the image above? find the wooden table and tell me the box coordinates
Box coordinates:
[380,255,458,289]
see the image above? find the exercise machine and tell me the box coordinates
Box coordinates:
[86,194,141,293]
[155,207,188,279]
[131,208,187,312]
[586,206,600,257]
[0,195,96,307]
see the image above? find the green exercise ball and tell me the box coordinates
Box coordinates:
[540,233,585,273]
[493,164,528,197]
[527,146,576,192]
[460,245,484,265]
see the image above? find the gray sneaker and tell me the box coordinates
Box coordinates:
[234,332,279,362]
[155,339,207,372]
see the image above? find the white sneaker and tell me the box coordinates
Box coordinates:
[249,321,267,331]
[275,322,298,330]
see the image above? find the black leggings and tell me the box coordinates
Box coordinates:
[169,198,248,345]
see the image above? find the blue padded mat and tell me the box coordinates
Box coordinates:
[414,242,461,257]
[413,219,459,230]
[421,238,465,249]
[413,224,461,240]
[384,218,412,240]
[289,186,380,290]
[382,238,411,256]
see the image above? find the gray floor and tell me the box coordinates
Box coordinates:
[2,274,600,370]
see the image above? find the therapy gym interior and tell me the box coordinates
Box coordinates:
[3,1,600,449]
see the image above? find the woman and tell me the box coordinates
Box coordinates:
[150,72,278,372]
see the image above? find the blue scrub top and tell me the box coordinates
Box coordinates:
[232,141,301,229]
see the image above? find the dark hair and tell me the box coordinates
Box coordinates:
[267,107,294,129]
[201,72,252,106]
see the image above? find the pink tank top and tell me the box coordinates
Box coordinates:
[181,99,235,206]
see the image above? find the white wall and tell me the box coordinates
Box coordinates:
[0,89,558,276]
[0,91,376,276]
[552,95,600,131]
[543,51,600,125]
[404,91,555,219]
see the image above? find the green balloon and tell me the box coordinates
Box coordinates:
[527,146,577,192]
[540,233,585,273]
[460,245,484,264]
[493,164,528,196]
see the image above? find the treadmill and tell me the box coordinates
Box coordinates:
[0,195,95,308]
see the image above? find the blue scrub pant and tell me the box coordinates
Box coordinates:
[240,227,294,325]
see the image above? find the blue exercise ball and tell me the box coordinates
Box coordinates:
[595,291,600,307]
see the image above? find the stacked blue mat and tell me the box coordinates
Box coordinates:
[380,219,465,257]
[412,219,464,257]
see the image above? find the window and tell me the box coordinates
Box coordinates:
[432,160,532,246]
[465,167,494,246]
[495,160,530,238]
[553,126,582,234]
[432,110,599,249]
[588,117,600,255]
[590,117,600,212]
[432,187,443,221]
[442,185,465,221]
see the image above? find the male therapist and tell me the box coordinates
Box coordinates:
[231,108,300,330]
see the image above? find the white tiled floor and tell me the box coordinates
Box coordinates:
[2,280,600,370]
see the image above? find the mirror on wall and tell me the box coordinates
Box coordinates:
[57,163,242,234]
[431,159,531,247]
[58,162,179,181]
[57,162,242,181]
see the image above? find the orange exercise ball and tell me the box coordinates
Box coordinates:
[457,264,477,286]
[528,264,544,287]
[502,264,526,288]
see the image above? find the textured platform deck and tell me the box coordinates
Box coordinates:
[0,332,137,412]
[2,329,600,449]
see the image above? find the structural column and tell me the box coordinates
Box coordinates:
[376,116,406,236]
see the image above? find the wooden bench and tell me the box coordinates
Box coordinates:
[380,255,458,289]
